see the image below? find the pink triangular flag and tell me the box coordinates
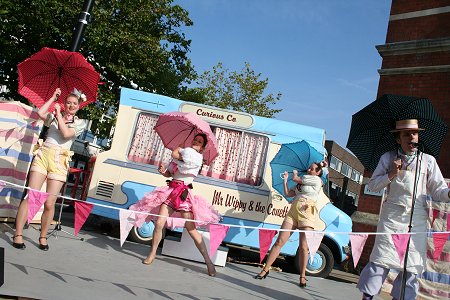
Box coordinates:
[431,209,440,227]
[119,209,136,247]
[432,233,449,263]
[5,128,15,140]
[0,181,5,192]
[392,233,410,265]
[209,224,230,257]
[27,189,49,224]
[166,217,186,229]
[259,229,278,263]
[74,201,93,236]
[305,232,325,259]
[447,215,450,231]
[350,233,369,268]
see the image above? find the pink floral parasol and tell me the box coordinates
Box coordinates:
[154,112,219,165]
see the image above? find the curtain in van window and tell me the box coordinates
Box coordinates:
[235,133,268,185]
[127,113,172,166]
[201,128,267,186]
[203,127,241,181]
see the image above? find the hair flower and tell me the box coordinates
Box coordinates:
[72,88,87,102]
[320,160,328,168]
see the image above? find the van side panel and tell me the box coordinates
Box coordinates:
[86,87,351,263]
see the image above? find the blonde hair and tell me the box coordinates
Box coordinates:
[68,88,87,104]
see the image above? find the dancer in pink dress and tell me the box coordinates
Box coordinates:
[130,133,220,276]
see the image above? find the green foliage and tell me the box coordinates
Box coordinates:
[0,0,195,138]
[196,62,282,118]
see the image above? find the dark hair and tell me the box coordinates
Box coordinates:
[195,133,208,148]
[313,162,325,177]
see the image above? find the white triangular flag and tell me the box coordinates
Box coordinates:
[305,232,325,260]
[119,209,136,247]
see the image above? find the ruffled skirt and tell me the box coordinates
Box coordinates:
[129,185,220,230]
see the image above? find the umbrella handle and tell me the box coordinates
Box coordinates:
[279,172,292,179]
[279,171,306,179]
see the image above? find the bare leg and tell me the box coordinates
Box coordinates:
[255,221,296,278]
[143,204,172,265]
[181,211,216,276]
[13,172,47,244]
[39,179,65,245]
[298,226,313,286]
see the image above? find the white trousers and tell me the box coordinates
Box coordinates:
[356,262,419,300]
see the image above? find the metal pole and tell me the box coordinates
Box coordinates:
[69,0,95,52]
[399,150,422,300]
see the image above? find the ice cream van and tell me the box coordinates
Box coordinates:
[84,87,352,278]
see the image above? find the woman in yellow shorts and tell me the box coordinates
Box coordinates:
[254,160,327,287]
[12,88,87,251]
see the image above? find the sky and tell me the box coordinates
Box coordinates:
[175,0,391,149]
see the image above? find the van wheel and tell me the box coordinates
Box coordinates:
[294,243,334,278]
[128,221,162,245]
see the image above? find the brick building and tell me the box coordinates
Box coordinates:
[325,140,364,217]
[352,0,450,267]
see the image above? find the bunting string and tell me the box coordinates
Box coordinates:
[1,178,449,235]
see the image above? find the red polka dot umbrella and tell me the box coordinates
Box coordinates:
[18,47,100,112]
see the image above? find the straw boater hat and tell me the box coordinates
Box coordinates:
[390,119,425,132]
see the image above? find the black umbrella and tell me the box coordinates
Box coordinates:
[347,94,448,300]
[346,94,448,171]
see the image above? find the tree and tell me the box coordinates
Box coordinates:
[194,62,282,118]
[0,0,196,137]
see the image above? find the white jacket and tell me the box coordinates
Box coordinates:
[368,150,449,274]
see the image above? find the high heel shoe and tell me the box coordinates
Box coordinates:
[299,276,307,288]
[253,268,269,279]
[12,235,26,249]
[38,236,49,251]
[206,262,217,277]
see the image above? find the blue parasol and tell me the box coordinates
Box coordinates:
[270,140,326,201]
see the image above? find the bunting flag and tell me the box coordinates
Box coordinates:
[0,181,5,192]
[166,217,186,229]
[433,233,449,263]
[209,224,230,257]
[119,209,136,247]
[349,233,369,268]
[392,233,410,265]
[74,201,93,236]
[305,232,325,259]
[27,189,49,224]
[259,229,278,263]
[448,215,450,231]
[431,209,440,227]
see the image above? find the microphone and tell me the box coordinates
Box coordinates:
[410,142,422,153]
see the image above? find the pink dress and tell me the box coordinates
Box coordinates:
[130,147,220,229]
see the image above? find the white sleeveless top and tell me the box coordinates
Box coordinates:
[167,147,203,184]
[44,114,86,149]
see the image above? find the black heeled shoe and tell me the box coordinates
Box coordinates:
[254,268,269,279]
[38,236,49,251]
[299,276,307,288]
[12,235,26,249]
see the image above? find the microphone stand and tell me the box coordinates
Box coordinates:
[399,146,422,300]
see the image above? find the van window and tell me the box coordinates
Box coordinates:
[127,113,172,165]
[200,127,269,186]
[127,113,269,186]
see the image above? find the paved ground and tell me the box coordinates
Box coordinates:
[0,210,389,300]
